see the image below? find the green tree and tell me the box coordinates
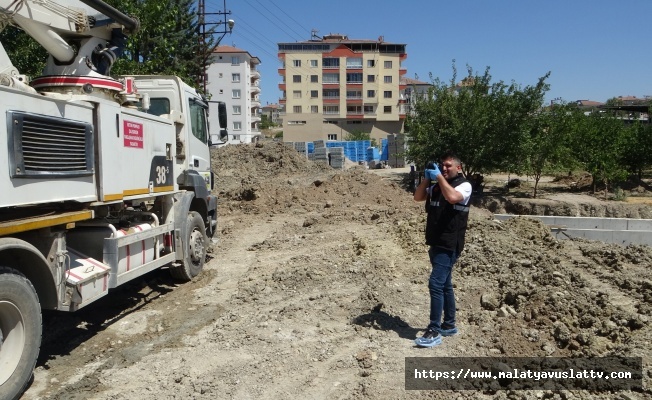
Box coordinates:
[344,130,371,141]
[0,25,47,77]
[621,122,652,181]
[571,111,628,195]
[104,0,207,89]
[522,103,577,198]
[405,63,550,184]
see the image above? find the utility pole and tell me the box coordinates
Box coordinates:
[198,0,234,93]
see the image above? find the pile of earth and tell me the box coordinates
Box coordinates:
[205,142,652,399]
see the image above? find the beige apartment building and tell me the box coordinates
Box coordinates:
[278,34,407,143]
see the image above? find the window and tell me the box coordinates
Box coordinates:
[367,75,375,83]
[293,90,301,99]
[143,98,170,116]
[367,90,375,98]
[232,73,240,82]
[346,73,363,83]
[231,56,240,65]
[233,121,242,130]
[322,57,340,68]
[293,59,301,67]
[293,105,302,113]
[327,134,338,140]
[218,73,223,78]
[288,120,306,125]
[232,89,241,98]
[310,59,318,67]
[310,90,319,98]
[189,100,208,144]
[346,90,362,99]
[310,75,319,83]
[219,89,223,94]
[311,105,319,113]
[293,75,301,83]
[324,120,338,124]
[367,60,375,67]
[384,76,392,83]
[384,60,392,69]
[364,105,374,114]
[346,105,362,114]
[346,58,362,69]
[323,89,339,99]
[384,90,392,98]
[233,105,241,114]
[323,73,339,83]
[324,106,339,114]
[384,106,392,113]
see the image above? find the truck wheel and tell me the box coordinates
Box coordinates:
[0,267,42,400]
[170,211,207,282]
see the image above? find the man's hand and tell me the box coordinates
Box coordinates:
[425,164,441,181]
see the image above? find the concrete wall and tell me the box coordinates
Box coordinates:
[494,214,652,246]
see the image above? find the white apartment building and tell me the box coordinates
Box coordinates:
[206,45,262,144]
[278,34,407,143]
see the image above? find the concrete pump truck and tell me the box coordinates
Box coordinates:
[0,1,225,398]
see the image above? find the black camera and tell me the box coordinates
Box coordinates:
[425,161,438,170]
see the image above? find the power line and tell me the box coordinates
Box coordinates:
[230,12,278,49]
[241,0,302,42]
[251,0,306,40]
[267,0,311,37]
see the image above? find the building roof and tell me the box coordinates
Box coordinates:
[575,100,604,107]
[213,45,261,64]
[280,33,404,46]
[400,77,430,86]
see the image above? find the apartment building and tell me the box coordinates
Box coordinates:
[206,45,262,144]
[261,103,283,126]
[400,76,432,115]
[278,34,407,143]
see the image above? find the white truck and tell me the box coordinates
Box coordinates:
[0,1,224,398]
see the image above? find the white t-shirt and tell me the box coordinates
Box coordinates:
[455,182,472,206]
[427,181,472,205]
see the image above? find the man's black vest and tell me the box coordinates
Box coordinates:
[425,174,471,253]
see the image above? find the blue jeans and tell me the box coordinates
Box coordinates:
[427,247,458,331]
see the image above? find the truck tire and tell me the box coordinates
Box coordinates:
[0,267,42,400]
[170,211,207,282]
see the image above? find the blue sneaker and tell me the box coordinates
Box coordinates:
[414,329,442,347]
[437,326,458,336]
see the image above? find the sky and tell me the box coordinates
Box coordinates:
[203,0,652,106]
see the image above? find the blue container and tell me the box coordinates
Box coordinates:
[366,147,380,161]
[307,142,315,153]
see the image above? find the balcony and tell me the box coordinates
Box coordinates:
[250,85,260,94]
[250,70,261,79]
[399,68,407,76]
[278,83,286,91]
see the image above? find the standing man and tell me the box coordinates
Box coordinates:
[413,152,472,347]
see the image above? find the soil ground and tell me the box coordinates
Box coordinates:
[21,142,652,399]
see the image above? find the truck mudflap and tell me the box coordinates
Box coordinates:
[65,248,110,311]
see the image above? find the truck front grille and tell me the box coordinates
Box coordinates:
[8,111,94,178]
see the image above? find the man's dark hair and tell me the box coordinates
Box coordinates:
[440,150,462,166]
